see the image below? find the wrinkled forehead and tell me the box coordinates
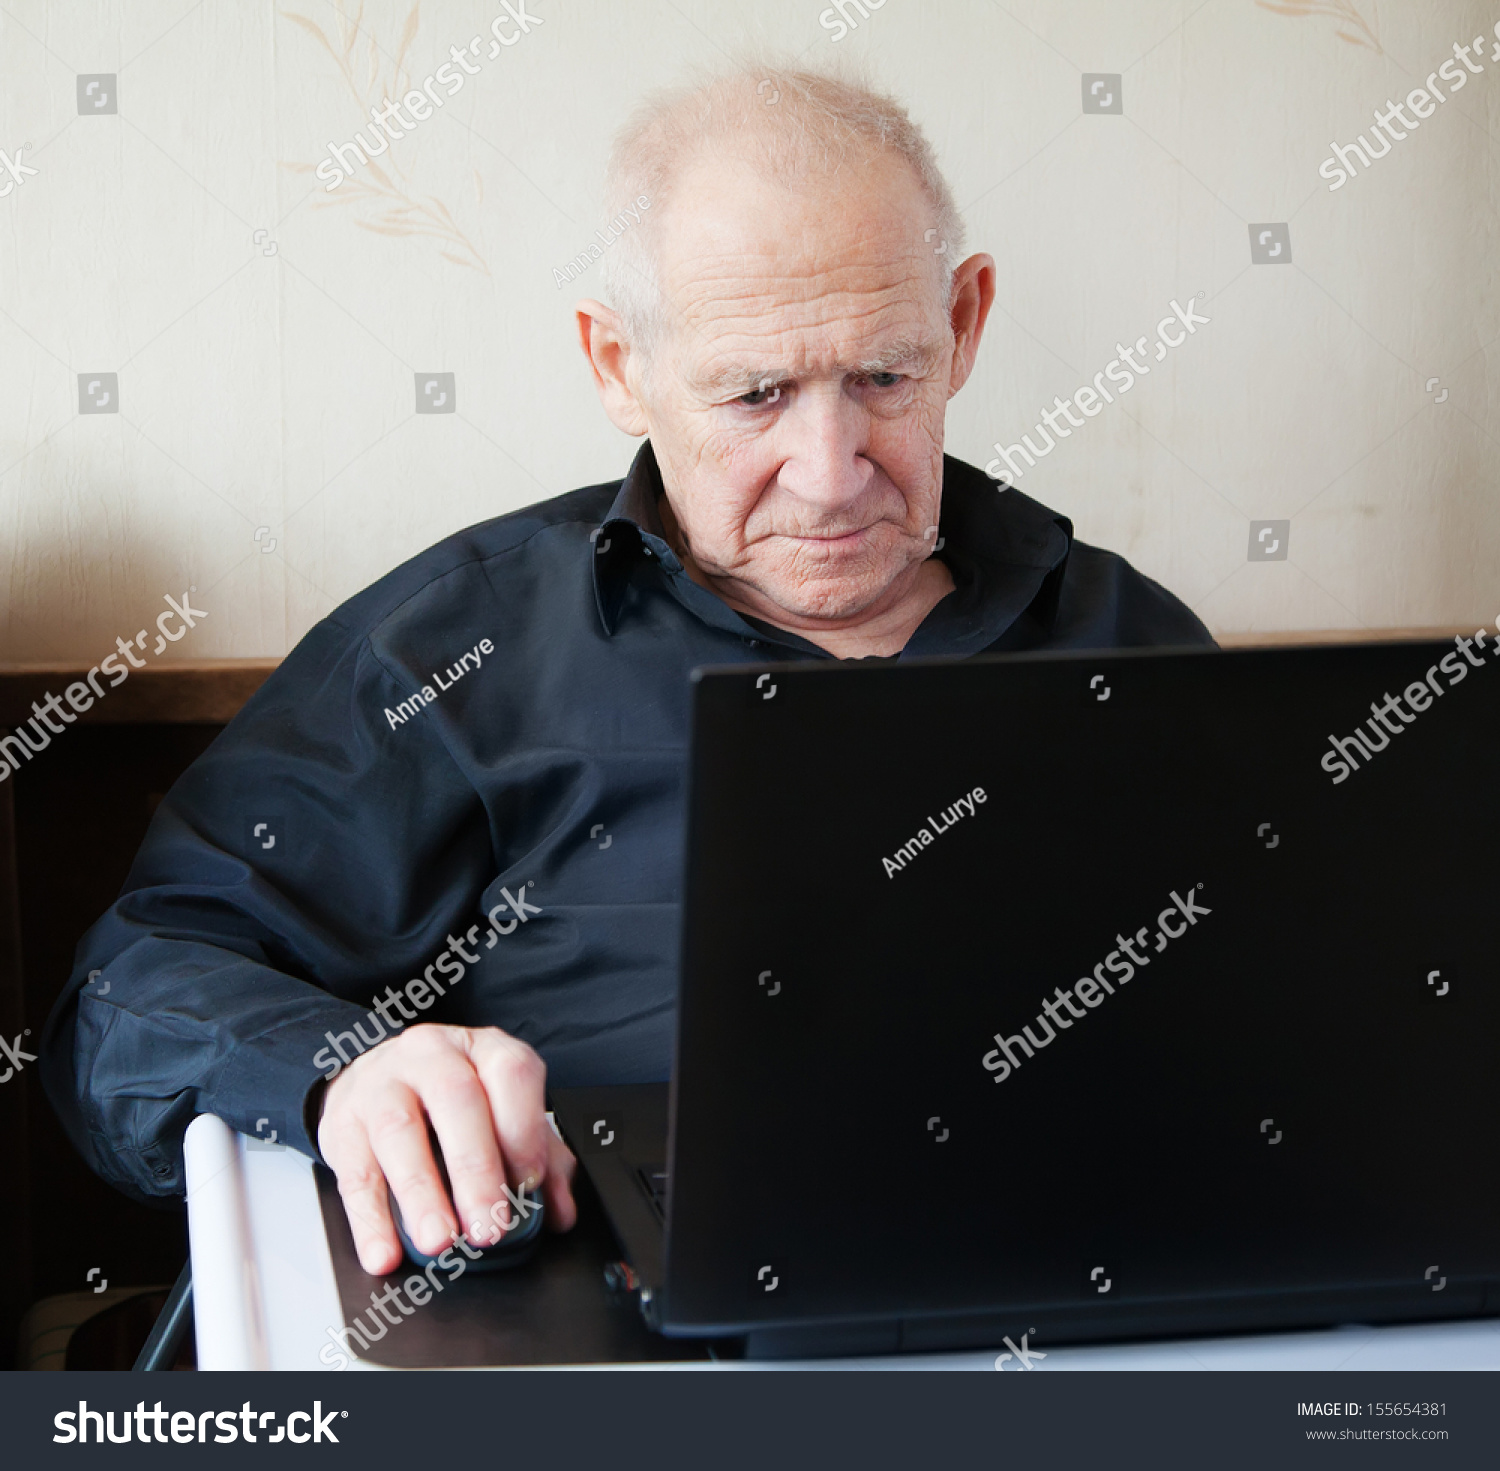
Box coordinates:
[650,147,947,376]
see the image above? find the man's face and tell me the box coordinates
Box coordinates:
[623,151,967,626]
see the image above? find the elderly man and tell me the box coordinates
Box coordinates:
[42,66,1209,1277]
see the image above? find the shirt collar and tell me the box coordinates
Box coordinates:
[590,440,1074,655]
[590,441,724,638]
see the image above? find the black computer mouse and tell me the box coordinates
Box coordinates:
[390,1147,544,1273]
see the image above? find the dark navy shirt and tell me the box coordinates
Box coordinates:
[41,442,1212,1201]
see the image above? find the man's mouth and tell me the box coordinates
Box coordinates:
[782,526,872,546]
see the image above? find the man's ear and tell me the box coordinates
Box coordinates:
[576,300,650,437]
[946,253,996,399]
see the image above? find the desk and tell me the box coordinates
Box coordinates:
[183,1115,1500,1372]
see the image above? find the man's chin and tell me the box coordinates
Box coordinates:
[748,570,896,626]
[712,540,923,627]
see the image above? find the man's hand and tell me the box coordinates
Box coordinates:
[317,1022,577,1276]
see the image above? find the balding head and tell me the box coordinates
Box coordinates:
[598,63,966,357]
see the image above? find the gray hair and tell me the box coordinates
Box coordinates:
[596,59,966,361]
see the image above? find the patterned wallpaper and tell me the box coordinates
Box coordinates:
[0,0,1496,658]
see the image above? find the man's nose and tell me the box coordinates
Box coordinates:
[774,388,874,511]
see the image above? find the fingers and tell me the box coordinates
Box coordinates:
[465,1028,579,1236]
[320,1113,404,1276]
[467,1028,552,1194]
[541,1126,578,1232]
[419,1053,512,1248]
[320,1022,577,1276]
[361,1084,456,1257]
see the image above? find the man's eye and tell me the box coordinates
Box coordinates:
[738,383,783,407]
[866,372,903,389]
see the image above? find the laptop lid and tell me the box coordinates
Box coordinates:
[659,640,1500,1344]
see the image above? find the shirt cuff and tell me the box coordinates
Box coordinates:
[214,1001,378,1161]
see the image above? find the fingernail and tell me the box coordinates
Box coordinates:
[419,1212,448,1250]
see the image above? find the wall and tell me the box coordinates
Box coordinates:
[1,0,1496,660]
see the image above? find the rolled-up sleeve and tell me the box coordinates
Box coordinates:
[39,614,494,1202]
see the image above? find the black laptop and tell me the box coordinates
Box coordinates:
[551,638,1500,1358]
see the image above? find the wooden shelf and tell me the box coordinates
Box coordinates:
[0,632,1474,728]
[0,659,282,726]
[1215,628,1470,649]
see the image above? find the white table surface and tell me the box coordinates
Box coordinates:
[183,1114,1500,1372]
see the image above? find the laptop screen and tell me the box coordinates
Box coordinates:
[664,641,1499,1337]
